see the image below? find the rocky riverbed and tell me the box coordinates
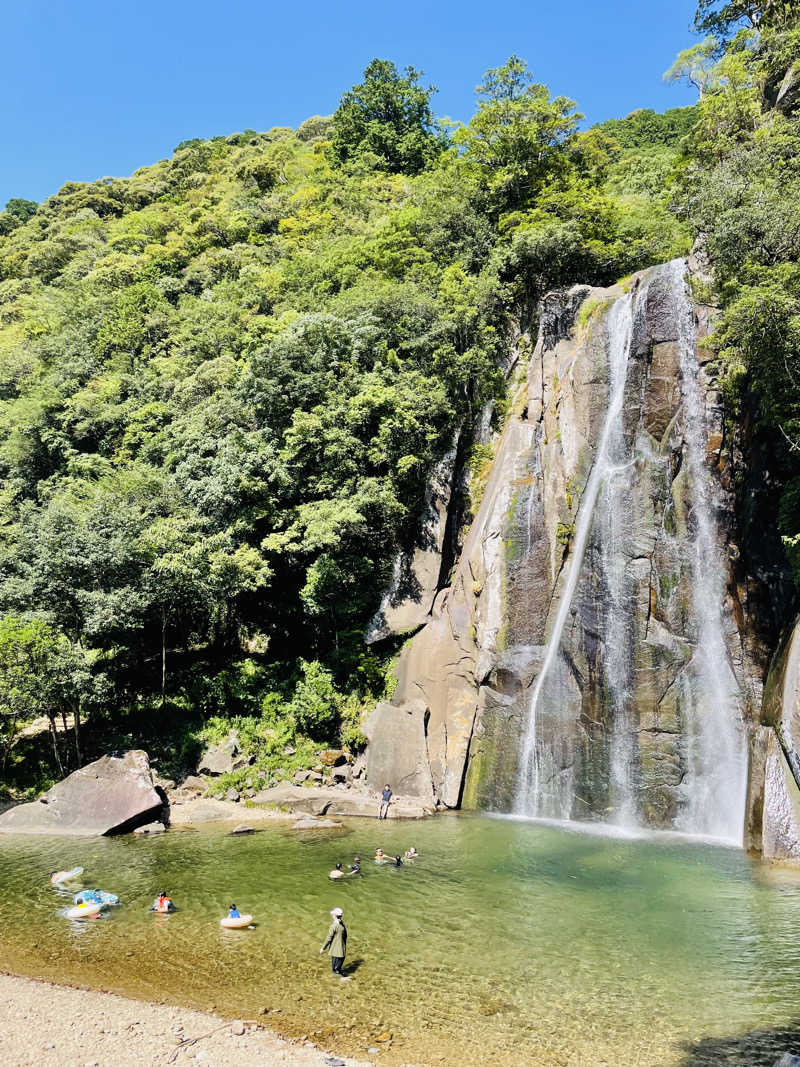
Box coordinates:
[0,973,369,1067]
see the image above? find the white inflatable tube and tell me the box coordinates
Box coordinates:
[220,914,253,929]
[66,901,103,920]
[51,866,84,886]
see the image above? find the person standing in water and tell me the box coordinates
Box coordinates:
[320,907,348,978]
[379,783,392,819]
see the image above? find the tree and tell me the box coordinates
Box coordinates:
[664,37,722,92]
[694,0,799,39]
[328,59,446,173]
[5,198,38,223]
[288,659,341,738]
[0,616,90,775]
[454,56,580,211]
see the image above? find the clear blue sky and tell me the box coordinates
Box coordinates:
[1,0,699,208]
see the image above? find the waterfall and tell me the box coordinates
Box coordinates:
[512,260,746,840]
[670,259,747,841]
[514,288,637,817]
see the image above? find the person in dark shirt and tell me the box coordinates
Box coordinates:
[379,784,392,819]
[349,856,361,874]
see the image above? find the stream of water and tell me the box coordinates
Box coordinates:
[1,817,800,1066]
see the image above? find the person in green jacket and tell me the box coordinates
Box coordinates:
[320,907,348,978]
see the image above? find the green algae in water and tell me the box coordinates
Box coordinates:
[2,816,800,1065]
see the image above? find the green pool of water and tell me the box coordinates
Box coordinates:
[2,813,800,1065]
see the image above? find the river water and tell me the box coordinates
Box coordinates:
[2,815,800,1066]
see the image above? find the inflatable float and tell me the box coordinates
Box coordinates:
[51,866,84,886]
[74,889,119,906]
[220,914,253,929]
[65,901,103,920]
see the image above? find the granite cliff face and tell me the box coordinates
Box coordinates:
[366,258,791,845]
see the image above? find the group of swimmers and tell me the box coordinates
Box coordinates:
[53,841,422,934]
[329,845,418,879]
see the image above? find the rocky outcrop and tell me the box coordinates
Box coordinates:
[0,751,163,836]
[746,727,800,862]
[365,442,459,642]
[366,260,776,832]
[253,783,432,819]
[762,618,800,786]
[198,734,241,776]
[746,617,800,862]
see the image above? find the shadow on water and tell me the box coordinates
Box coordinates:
[678,1023,800,1065]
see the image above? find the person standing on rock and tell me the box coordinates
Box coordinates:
[320,907,348,979]
[379,783,392,819]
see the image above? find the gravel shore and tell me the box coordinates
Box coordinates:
[0,973,369,1067]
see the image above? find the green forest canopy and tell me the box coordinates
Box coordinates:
[1,1,799,793]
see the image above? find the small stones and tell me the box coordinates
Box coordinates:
[133,821,166,835]
[230,1019,245,1036]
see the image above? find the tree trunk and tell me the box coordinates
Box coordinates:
[161,605,167,707]
[60,710,71,771]
[1,714,18,773]
[48,713,64,778]
[73,703,82,767]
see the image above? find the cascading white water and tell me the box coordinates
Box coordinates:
[670,259,747,841]
[599,392,638,827]
[514,289,636,816]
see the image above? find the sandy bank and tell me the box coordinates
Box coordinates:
[166,796,294,827]
[0,972,370,1067]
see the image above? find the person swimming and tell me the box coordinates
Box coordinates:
[374,848,389,865]
[405,846,418,859]
[329,863,344,880]
[152,891,173,913]
[393,855,403,867]
[228,904,241,918]
[349,856,361,874]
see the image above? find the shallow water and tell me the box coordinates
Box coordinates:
[2,814,800,1065]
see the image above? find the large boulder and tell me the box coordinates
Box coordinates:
[0,751,163,836]
[762,617,800,786]
[198,734,240,776]
[763,730,800,862]
[364,700,436,804]
[745,617,800,863]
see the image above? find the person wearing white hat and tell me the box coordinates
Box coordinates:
[320,906,348,978]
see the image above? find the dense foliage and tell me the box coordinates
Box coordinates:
[667,1,800,581]
[0,54,693,793]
